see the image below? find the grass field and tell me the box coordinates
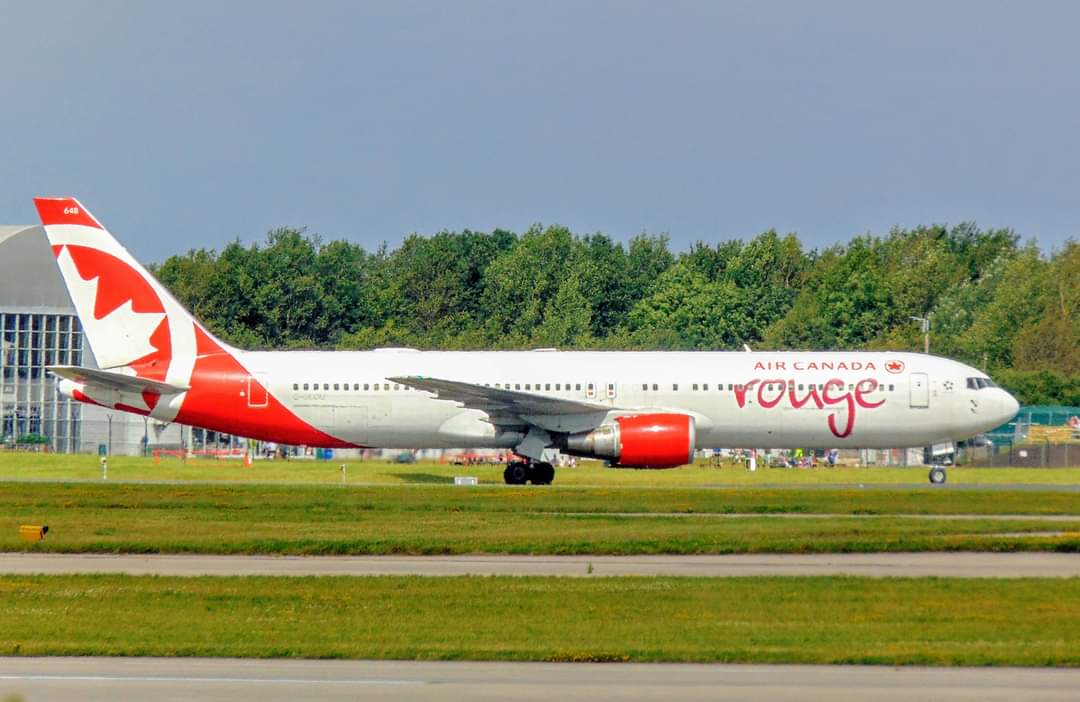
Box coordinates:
[0,574,1075,665]
[2,483,1078,555]
[2,452,1080,486]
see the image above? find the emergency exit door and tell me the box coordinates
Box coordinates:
[909,372,929,408]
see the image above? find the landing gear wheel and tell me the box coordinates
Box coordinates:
[504,461,530,485]
[928,466,947,485]
[530,462,555,485]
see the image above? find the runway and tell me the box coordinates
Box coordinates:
[2,551,1078,577]
[0,658,1075,701]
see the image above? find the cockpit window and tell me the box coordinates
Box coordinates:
[966,377,997,390]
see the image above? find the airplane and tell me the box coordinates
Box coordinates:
[34,197,1020,485]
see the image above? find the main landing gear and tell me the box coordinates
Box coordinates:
[503,460,555,485]
[928,465,947,484]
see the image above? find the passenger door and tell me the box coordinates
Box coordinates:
[909,372,929,408]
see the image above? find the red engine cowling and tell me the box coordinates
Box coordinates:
[562,413,696,469]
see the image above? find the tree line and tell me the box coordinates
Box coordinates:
[153,223,1080,406]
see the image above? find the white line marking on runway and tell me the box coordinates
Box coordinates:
[0,674,421,685]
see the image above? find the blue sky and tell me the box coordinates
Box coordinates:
[1,1,1077,261]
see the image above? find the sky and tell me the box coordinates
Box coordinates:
[1,1,1077,262]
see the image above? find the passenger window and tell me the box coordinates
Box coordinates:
[525,384,531,390]
[888,384,894,391]
[545,383,551,391]
[364,383,370,391]
[556,384,561,391]
[303,383,309,391]
[575,383,581,391]
[652,383,658,391]
[293,383,299,391]
[323,383,329,391]
[672,384,678,391]
[353,383,359,391]
[515,384,521,390]
[703,383,708,391]
[373,384,379,391]
[642,383,648,391]
[333,384,339,391]
[692,383,699,391]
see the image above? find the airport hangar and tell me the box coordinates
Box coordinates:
[0,225,186,455]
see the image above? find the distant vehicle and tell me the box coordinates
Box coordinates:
[394,452,416,464]
[35,197,1020,485]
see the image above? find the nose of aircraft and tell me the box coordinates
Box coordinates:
[999,390,1020,423]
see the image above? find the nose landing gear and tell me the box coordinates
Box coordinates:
[503,460,555,485]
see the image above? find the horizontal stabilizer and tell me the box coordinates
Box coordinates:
[48,365,189,395]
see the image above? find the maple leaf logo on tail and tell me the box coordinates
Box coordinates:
[33,197,208,416]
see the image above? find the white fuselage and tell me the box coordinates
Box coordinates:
[240,349,1018,450]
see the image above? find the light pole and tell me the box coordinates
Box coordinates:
[910,315,931,354]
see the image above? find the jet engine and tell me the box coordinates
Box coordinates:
[560,413,696,468]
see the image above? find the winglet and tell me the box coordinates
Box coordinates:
[33,197,103,229]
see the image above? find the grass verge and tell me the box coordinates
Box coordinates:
[0,574,1075,666]
[2,483,1078,555]
[2,452,1079,486]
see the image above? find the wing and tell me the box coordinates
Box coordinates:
[388,375,611,432]
[49,365,189,396]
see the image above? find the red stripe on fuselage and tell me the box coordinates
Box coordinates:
[173,326,357,448]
